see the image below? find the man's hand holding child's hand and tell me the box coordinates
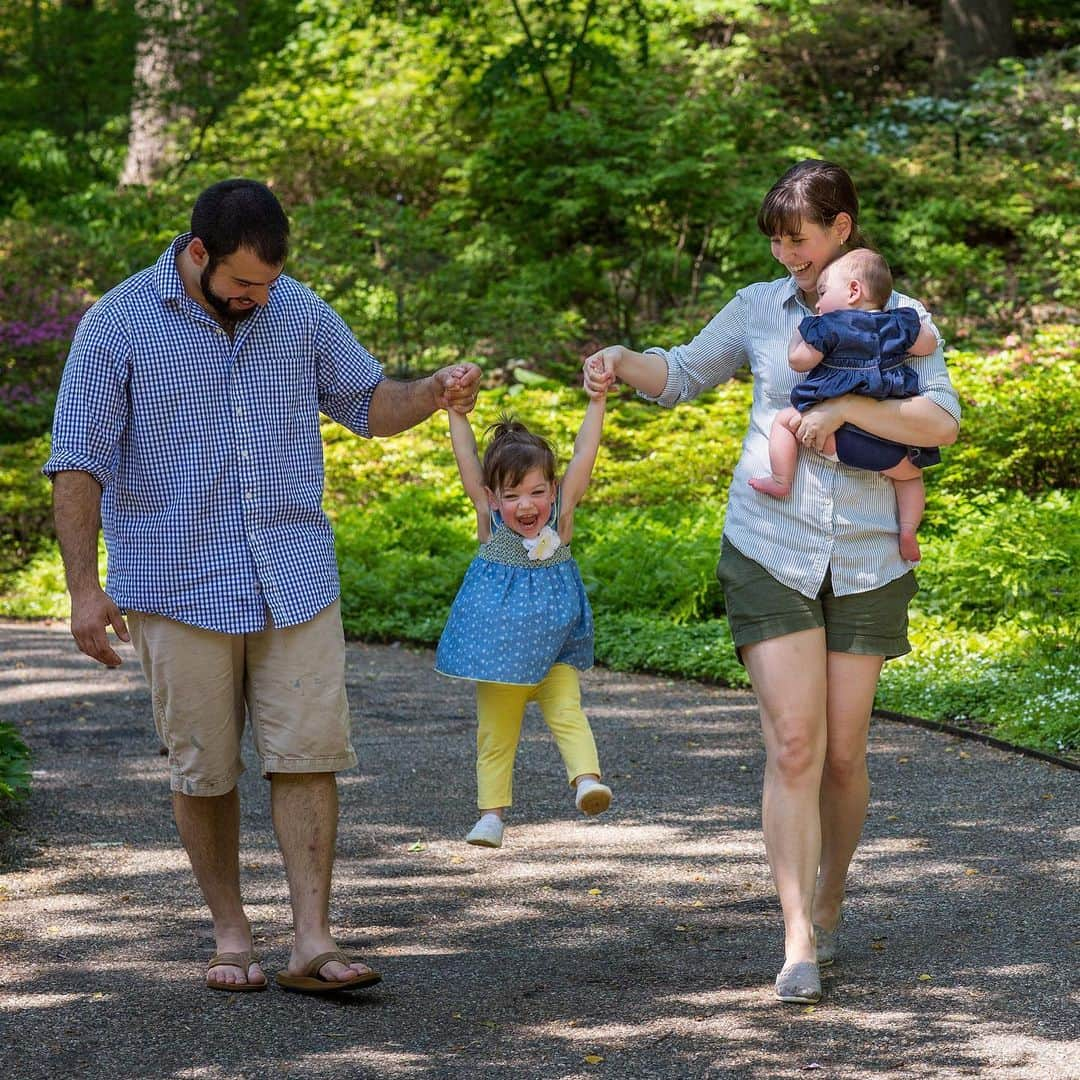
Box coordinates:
[436,363,482,414]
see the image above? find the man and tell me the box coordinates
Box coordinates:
[44,179,481,994]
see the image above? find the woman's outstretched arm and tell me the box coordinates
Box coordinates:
[582,345,668,398]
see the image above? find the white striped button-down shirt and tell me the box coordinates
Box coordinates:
[643,275,961,597]
[44,234,384,632]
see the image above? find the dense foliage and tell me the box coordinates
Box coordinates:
[1,1,1077,773]
[0,722,31,805]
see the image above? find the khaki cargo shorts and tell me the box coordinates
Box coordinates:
[128,600,356,796]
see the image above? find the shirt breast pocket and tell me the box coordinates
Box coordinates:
[258,353,318,418]
[747,331,801,408]
[130,351,225,431]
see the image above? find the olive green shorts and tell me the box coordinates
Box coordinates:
[716,537,917,663]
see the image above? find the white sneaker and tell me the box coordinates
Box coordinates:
[465,816,504,848]
[575,779,612,816]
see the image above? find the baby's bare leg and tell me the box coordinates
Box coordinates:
[750,408,801,498]
[883,466,925,562]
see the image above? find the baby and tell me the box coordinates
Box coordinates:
[751,247,938,561]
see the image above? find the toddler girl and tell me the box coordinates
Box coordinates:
[435,388,612,848]
[750,247,938,561]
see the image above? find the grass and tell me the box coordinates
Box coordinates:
[1,329,1076,758]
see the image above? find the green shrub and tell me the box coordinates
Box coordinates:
[595,614,749,688]
[577,505,726,622]
[938,327,1078,494]
[878,618,1078,754]
[0,539,69,620]
[916,489,1078,630]
[0,435,53,574]
[0,723,31,805]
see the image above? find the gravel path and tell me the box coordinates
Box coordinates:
[1,619,1076,1079]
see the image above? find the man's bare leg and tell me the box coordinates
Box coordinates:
[271,772,375,981]
[173,789,266,987]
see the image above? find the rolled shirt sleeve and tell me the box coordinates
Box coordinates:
[893,295,961,427]
[43,305,132,486]
[638,293,751,407]
[314,298,384,436]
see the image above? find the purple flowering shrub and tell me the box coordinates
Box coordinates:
[0,280,90,443]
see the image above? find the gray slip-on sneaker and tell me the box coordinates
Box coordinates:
[465,816,505,848]
[774,960,822,1004]
[814,914,842,967]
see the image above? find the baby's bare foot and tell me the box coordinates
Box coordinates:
[899,528,921,562]
[749,475,792,499]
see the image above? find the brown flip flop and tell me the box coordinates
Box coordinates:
[206,950,268,992]
[275,949,382,994]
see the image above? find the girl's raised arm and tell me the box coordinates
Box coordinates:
[559,391,606,521]
[448,408,491,539]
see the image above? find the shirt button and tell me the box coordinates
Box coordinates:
[246,491,254,500]
[241,450,250,459]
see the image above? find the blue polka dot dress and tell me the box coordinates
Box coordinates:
[435,495,593,685]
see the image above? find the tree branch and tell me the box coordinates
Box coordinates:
[508,0,560,111]
[564,0,598,108]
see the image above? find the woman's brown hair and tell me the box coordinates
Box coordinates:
[756,159,869,248]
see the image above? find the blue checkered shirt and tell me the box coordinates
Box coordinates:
[43,234,384,633]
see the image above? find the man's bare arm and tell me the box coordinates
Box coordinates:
[367,363,481,437]
[53,471,129,667]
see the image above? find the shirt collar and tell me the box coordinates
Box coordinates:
[153,233,194,310]
[779,274,810,312]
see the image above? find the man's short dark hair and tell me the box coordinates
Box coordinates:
[191,179,290,266]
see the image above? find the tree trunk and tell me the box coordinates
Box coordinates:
[119,20,171,184]
[119,0,206,187]
[936,0,1015,91]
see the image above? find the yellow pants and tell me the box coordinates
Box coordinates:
[476,663,601,810]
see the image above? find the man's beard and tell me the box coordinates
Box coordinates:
[200,262,258,323]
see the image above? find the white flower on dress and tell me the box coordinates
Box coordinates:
[522,525,561,561]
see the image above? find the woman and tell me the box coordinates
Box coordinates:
[583,160,960,1003]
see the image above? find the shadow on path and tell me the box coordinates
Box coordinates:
[1,621,1076,1079]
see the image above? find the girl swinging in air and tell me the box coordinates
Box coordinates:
[436,380,612,848]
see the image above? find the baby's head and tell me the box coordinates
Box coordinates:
[816,248,892,314]
[482,415,558,538]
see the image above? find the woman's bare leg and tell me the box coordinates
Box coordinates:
[813,651,884,932]
[743,628,829,966]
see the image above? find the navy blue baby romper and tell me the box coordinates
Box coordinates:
[793,308,940,471]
